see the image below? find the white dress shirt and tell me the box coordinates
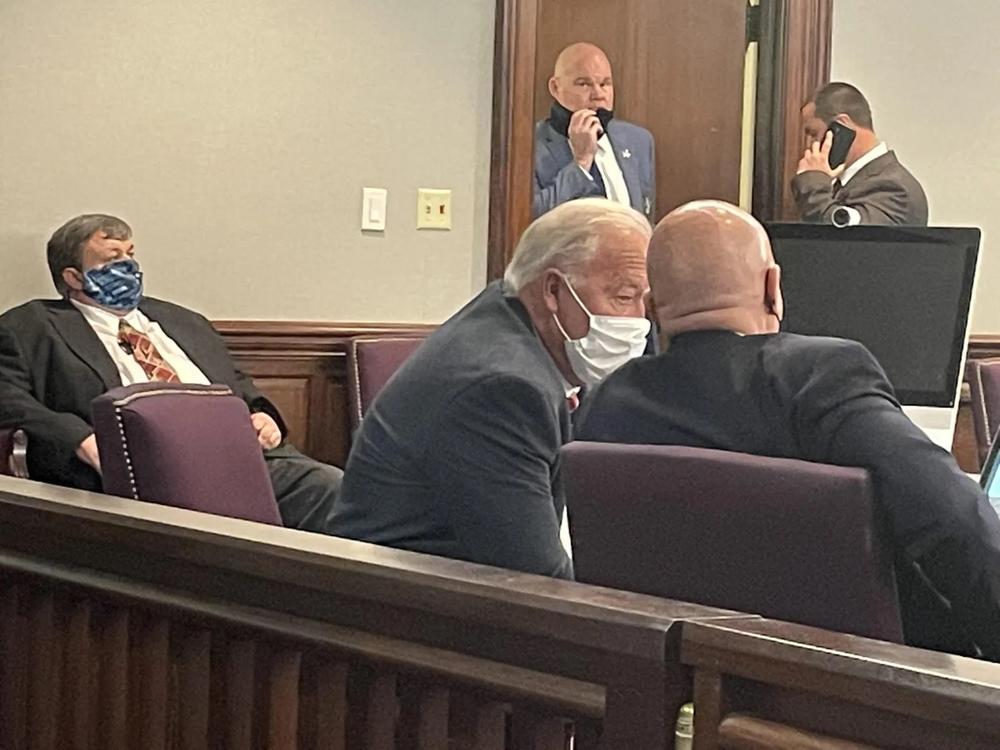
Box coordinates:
[579,133,632,207]
[70,299,211,386]
[831,142,889,226]
[839,141,888,187]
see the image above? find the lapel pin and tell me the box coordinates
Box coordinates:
[622,149,632,159]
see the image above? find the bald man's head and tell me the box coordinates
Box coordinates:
[648,200,783,338]
[548,42,614,112]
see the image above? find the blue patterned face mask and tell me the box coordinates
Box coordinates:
[81,258,143,311]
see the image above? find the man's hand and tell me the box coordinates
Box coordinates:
[568,108,602,170]
[76,434,101,473]
[251,412,282,450]
[796,130,846,178]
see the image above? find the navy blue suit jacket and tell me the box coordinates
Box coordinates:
[534,118,655,219]
[575,330,1000,660]
[333,282,574,579]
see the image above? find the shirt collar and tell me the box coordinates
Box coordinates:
[69,297,143,331]
[839,141,888,186]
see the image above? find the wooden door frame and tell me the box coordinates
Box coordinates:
[486,0,833,281]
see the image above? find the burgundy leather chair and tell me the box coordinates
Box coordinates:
[0,428,28,478]
[91,383,281,525]
[563,442,903,642]
[346,335,426,431]
[968,358,1000,467]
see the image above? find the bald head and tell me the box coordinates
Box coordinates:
[648,200,783,337]
[549,42,614,112]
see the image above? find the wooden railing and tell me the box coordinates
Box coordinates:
[682,618,1000,750]
[7,475,1000,749]
[0,476,754,749]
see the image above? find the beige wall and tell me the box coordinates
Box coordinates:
[0,0,495,322]
[832,0,1000,333]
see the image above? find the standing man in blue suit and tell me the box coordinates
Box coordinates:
[534,42,656,221]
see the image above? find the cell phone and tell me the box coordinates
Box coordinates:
[826,120,856,169]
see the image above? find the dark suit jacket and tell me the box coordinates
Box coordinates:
[575,330,1000,659]
[332,281,574,579]
[534,119,655,219]
[0,298,284,491]
[792,151,928,225]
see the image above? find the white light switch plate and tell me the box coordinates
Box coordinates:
[362,187,387,231]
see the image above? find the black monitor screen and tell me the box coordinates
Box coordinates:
[767,224,980,407]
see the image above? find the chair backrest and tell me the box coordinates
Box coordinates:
[969,358,1000,466]
[563,442,903,642]
[0,428,28,478]
[346,336,426,431]
[91,383,281,525]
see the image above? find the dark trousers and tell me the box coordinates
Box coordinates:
[264,443,343,535]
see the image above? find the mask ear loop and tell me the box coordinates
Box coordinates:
[551,273,593,342]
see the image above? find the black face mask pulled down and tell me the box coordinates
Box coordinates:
[549,102,614,139]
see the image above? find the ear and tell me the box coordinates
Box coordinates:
[765,265,784,322]
[833,114,853,128]
[644,289,657,323]
[540,269,564,314]
[548,76,560,100]
[61,267,85,293]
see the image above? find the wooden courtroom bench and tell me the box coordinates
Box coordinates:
[0,475,754,749]
[682,618,1000,749]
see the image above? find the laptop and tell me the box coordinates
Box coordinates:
[981,432,1000,513]
[767,224,981,451]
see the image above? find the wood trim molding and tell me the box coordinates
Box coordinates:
[213,320,435,355]
[752,0,833,221]
[486,0,539,281]
[969,335,1000,360]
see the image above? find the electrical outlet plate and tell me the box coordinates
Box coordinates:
[416,188,452,230]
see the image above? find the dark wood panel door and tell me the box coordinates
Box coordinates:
[533,0,749,220]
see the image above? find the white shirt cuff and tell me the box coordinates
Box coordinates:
[579,165,594,181]
[832,205,861,227]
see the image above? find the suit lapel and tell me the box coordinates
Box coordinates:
[541,121,573,170]
[48,303,122,389]
[606,123,642,212]
[843,152,896,198]
[140,300,219,382]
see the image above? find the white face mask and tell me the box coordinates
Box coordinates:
[552,275,651,387]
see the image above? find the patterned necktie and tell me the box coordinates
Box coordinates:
[118,320,180,383]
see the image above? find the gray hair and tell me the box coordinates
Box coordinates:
[47,213,132,295]
[504,198,651,292]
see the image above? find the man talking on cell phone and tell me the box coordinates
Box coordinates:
[792,82,928,226]
[533,42,656,221]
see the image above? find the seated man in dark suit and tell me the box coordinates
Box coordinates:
[575,200,1000,660]
[792,82,928,226]
[0,213,342,533]
[332,198,652,578]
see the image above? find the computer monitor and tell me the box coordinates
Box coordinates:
[766,224,980,450]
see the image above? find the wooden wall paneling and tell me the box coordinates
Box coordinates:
[0,480,766,749]
[533,0,749,221]
[487,0,539,281]
[61,598,94,749]
[682,618,1000,749]
[0,585,28,748]
[27,592,58,749]
[214,321,435,467]
[132,616,170,750]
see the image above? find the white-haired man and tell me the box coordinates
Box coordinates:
[332,199,651,577]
